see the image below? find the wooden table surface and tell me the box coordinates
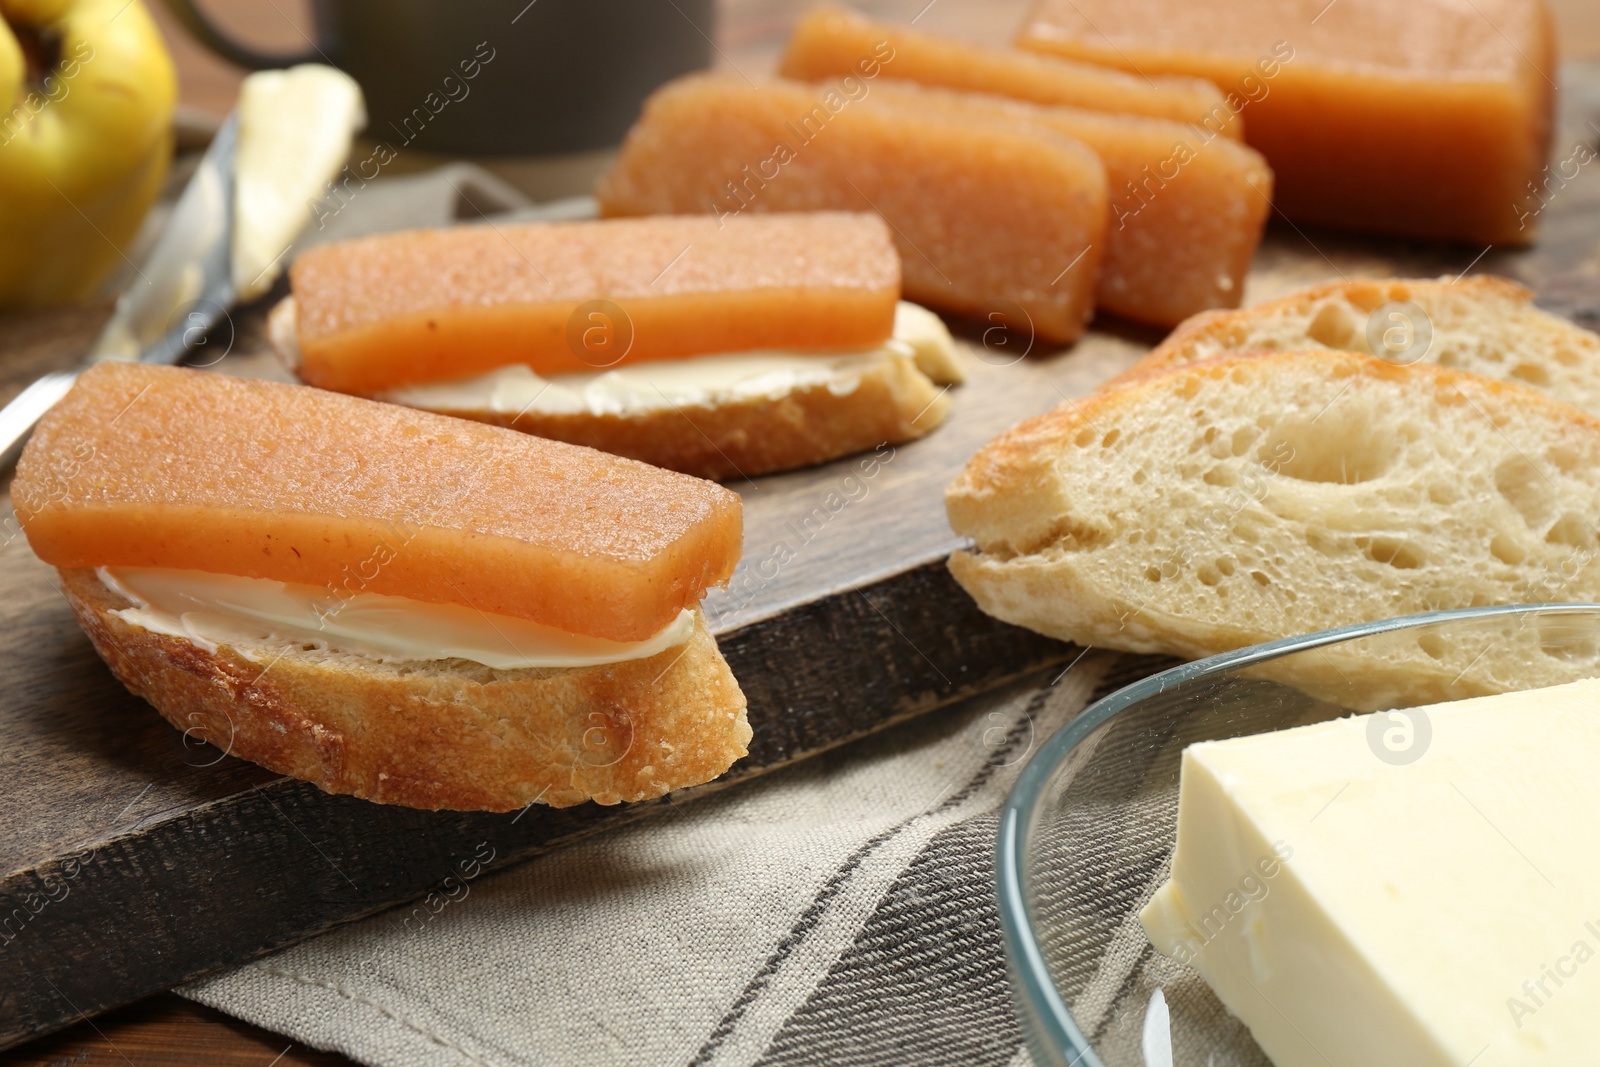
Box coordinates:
[4,0,1599,1064]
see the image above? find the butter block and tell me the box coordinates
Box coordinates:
[1143,679,1600,1064]
[596,74,1107,345]
[866,82,1273,327]
[1018,0,1555,245]
[779,6,1238,134]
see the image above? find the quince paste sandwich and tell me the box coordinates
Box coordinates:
[14,363,750,811]
[269,212,961,481]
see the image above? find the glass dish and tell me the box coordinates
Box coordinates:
[996,604,1600,1066]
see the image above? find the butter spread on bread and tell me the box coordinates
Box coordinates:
[378,301,962,416]
[97,567,696,670]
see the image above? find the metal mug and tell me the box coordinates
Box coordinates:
[160,0,714,156]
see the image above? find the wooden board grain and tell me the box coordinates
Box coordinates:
[0,994,347,1067]
[1,57,1598,1054]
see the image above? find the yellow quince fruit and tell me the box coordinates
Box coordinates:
[0,0,176,306]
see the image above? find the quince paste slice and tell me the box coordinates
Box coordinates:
[14,363,742,643]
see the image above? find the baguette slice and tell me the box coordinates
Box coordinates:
[59,568,749,811]
[947,350,1600,668]
[269,298,963,482]
[1114,276,1600,408]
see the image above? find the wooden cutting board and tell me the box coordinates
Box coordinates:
[2,62,1598,1050]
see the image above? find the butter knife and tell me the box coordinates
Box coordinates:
[0,111,238,470]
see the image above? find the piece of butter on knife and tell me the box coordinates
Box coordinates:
[233,64,366,301]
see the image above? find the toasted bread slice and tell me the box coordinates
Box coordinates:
[947,350,1600,664]
[1114,277,1600,407]
[269,298,962,482]
[59,567,749,811]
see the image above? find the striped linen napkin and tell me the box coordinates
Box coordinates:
[181,657,1135,1067]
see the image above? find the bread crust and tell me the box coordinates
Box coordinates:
[1108,275,1575,388]
[268,297,950,482]
[60,567,750,811]
[428,357,949,482]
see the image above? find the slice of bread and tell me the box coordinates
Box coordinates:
[268,298,959,482]
[60,567,751,811]
[1112,276,1600,410]
[946,350,1600,691]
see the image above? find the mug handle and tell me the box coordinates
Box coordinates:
[159,0,333,70]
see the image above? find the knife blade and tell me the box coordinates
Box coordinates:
[0,111,239,470]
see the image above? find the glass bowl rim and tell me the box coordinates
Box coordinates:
[994,602,1600,1066]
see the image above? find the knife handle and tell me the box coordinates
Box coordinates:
[0,372,78,472]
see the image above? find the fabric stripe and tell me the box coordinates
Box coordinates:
[741,652,1158,1067]
[687,680,1060,1067]
[687,660,1118,1067]
[756,814,1021,1067]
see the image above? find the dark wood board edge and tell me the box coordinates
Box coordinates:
[0,558,1073,1049]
